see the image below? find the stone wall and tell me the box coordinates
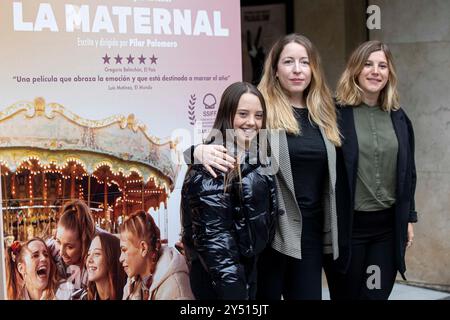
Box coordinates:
[370,0,450,288]
[293,0,450,289]
[293,0,366,90]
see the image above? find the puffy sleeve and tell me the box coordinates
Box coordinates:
[234,165,278,257]
[183,168,247,299]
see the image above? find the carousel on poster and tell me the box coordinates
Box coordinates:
[0,97,178,244]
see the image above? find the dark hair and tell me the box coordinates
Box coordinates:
[6,238,59,300]
[86,233,127,300]
[57,200,96,265]
[205,82,269,191]
[207,81,267,144]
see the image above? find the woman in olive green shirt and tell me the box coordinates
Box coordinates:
[325,40,417,300]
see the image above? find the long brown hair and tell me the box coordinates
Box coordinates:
[336,40,400,111]
[120,210,161,296]
[207,81,267,142]
[86,233,127,300]
[206,81,268,191]
[258,33,341,146]
[6,238,59,300]
[57,200,96,266]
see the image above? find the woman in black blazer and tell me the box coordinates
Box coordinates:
[324,40,418,300]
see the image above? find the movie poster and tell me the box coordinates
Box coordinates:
[0,0,241,299]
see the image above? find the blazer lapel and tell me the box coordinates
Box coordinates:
[271,127,336,198]
[391,110,407,196]
[276,129,297,196]
[339,107,359,197]
[319,126,336,193]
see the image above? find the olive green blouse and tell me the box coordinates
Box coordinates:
[353,103,398,211]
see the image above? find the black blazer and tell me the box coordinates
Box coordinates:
[334,105,418,279]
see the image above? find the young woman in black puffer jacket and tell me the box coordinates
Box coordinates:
[181,82,278,300]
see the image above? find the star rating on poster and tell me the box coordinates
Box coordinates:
[138,54,146,64]
[126,54,134,64]
[149,54,158,64]
[114,54,123,64]
[102,54,158,65]
[102,54,111,64]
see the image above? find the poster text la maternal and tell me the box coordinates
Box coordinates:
[12,2,230,36]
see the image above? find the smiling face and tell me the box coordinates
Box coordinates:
[56,226,82,266]
[119,231,146,278]
[276,42,312,105]
[18,240,51,293]
[357,50,389,103]
[86,236,107,283]
[233,93,263,148]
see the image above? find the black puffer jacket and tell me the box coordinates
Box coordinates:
[181,159,278,299]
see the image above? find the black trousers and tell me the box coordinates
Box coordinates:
[256,215,323,300]
[189,257,257,300]
[324,208,397,300]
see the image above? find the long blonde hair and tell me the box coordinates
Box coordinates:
[336,40,400,111]
[57,200,96,267]
[258,33,341,146]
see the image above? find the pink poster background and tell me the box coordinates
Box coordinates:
[0,0,242,138]
[0,0,242,251]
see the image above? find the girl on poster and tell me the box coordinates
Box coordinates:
[6,238,62,299]
[85,232,127,300]
[47,200,98,298]
[120,210,194,300]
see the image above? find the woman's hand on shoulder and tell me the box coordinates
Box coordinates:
[193,144,235,178]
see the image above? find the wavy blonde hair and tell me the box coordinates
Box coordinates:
[258,33,341,146]
[336,40,400,111]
